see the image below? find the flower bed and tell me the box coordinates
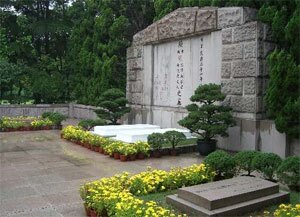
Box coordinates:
[263,204,300,217]
[80,164,215,216]
[0,116,60,132]
[62,126,151,161]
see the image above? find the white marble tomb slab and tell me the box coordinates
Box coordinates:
[115,128,192,143]
[92,124,160,137]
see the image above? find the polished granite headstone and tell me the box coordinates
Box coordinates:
[166,176,289,216]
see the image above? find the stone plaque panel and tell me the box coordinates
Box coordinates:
[152,31,221,107]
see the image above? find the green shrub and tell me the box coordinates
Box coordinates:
[204,150,236,180]
[178,84,235,142]
[163,130,186,150]
[42,112,66,126]
[147,133,165,151]
[252,152,282,182]
[277,156,300,191]
[78,119,106,130]
[234,151,259,176]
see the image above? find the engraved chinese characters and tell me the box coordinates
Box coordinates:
[152,32,221,108]
[199,37,204,84]
[176,40,184,106]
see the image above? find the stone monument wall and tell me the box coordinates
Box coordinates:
[126,7,299,157]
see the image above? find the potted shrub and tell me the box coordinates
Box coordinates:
[233,150,259,176]
[252,152,282,182]
[164,130,186,156]
[118,145,131,161]
[135,141,150,159]
[42,112,67,129]
[178,84,235,156]
[148,133,165,158]
[204,150,236,180]
[277,156,300,191]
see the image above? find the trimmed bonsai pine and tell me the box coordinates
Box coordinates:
[147,133,165,151]
[164,130,186,150]
[234,150,259,176]
[252,152,282,182]
[277,156,300,191]
[204,150,237,180]
[178,84,235,142]
[147,133,165,157]
[95,88,130,125]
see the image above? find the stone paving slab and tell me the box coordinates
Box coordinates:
[0,178,30,190]
[0,195,52,216]
[0,128,202,216]
[0,186,38,200]
[43,192,83,207]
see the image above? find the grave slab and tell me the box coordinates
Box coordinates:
[178,176,279,210]
[92,124,160,137]
[115,128,192,143]
[166,176,289,217]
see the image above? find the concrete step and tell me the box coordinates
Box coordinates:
[177,176,279,210]
[166,191,289,217]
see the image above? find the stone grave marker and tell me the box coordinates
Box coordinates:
[166,176,289,216]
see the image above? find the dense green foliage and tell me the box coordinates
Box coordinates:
[163,130,186,150]
[204,150,236,179]
[94,88,130,124]
[41,112,67,126]
[0,0,71,103]
[68,0,154,105]
[147,133,165,151]
[252,152,282,182]
[277,156,300,191]
[178,84,235,141]
[233,150,259,176]
[1,0,299,137]
[0,0,154,105]
[78,119,106,131]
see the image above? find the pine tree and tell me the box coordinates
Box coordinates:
[95,88,130,125]
[178,84,235,142]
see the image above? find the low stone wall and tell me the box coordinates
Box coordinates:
[0,103,98,120]
[69,104,98,119]
[0,104,69,117]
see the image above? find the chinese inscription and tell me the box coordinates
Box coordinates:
[176,40,184,106]
[199,37,204,84]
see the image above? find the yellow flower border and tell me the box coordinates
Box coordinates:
[80,164,216,217]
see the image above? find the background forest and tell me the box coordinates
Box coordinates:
[0,0,299,137]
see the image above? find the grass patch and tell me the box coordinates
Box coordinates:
[137,189,299,217]
[137,190,194,216]
[249,190,300,216]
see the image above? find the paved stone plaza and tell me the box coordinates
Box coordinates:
[0,126,203,217]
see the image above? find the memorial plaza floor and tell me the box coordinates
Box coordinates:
[0,122,204,217]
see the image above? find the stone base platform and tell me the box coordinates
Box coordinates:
[166,176,289,216]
